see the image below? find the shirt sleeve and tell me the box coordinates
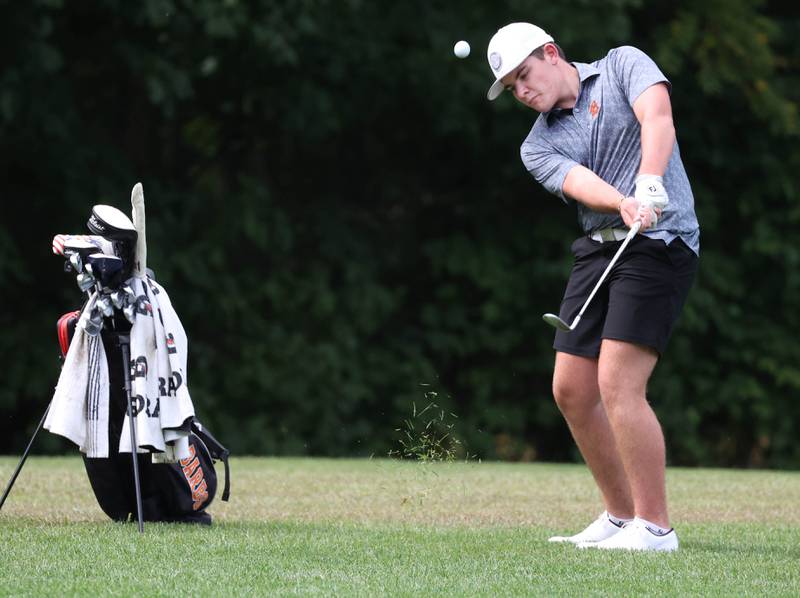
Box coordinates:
[520,135,579,202]
[608,46,671,106]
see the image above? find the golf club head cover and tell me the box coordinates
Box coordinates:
[53,234,115,258]
[131,183,147,279]
[87,205,138,281]
[57,310,81,358]
[86,253,125,291]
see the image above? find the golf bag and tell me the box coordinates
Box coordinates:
[57,310,231,524]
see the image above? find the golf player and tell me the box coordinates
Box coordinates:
[486,23,699,551]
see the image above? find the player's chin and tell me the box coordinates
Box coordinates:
[527,96,551,112]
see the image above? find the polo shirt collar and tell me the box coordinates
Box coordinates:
[544,62,601,123]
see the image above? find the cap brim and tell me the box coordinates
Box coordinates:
[486,32,556,101]
[487,79,505,101]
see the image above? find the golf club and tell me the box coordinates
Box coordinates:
[542,220,642,332]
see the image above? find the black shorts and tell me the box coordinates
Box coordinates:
[553,235,698,357]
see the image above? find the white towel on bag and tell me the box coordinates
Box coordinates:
[45,293,110,458]
[118,277,194,461]
[45,277,195,462]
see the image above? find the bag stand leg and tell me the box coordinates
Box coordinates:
[118,334,144,533]
[0,404,50,513]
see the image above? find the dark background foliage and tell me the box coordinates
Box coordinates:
[1,0,798,467]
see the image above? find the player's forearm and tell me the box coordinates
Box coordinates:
[562,165,625,214]
[638,113,675,177]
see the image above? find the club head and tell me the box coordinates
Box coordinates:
[110,287,129,309]
[66,252,83,274]
[96,294,114,317]
[542,313,573,332]
[76,271,97,292]
[110,290,124,309]
[111,285,136,310]
[83,309,104,337]
[122,302,137,324]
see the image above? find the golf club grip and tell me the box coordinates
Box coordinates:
[131,183,147,278]
[576,220,641,320]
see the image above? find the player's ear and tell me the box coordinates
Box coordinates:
[544,42,559,63]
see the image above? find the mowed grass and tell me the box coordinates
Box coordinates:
[1,457,799,597]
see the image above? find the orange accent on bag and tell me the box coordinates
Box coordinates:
[180,443,209,510]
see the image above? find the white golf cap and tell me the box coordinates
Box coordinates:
[486,22,554,100]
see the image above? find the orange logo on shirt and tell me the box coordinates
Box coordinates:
[589,100,600,118]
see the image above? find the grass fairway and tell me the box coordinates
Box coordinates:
[1,457,799,596]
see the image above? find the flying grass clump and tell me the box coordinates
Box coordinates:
[389,390,465,463]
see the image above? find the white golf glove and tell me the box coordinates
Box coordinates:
[634,174,669,226]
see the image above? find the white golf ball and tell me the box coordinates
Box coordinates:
[453,40,470,59]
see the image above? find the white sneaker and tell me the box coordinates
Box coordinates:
[578,517,679,552]
[548,511,627,545]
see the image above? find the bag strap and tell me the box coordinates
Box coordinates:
[191,420,230,502]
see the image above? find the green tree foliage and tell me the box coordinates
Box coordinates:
[649,0,800,467]
[0,0,797,467]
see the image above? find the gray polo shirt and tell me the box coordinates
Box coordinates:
[520,46,700,254]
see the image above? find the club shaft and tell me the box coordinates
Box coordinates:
[572,221,641,326]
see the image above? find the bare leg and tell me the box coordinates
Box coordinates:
[597,339,668,527]
[553,352,634,519]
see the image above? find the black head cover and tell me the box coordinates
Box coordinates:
[87,253,125,290]
[87,205,137,280]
